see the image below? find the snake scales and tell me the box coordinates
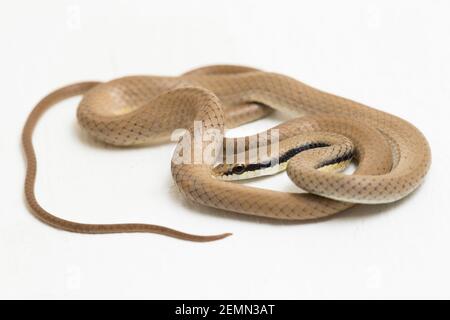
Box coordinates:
[23,65,431,242]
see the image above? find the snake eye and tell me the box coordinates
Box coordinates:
[232,164,246,175]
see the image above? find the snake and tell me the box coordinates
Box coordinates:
[22,65,431,242]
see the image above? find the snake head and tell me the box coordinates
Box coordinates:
[212,163,247,180]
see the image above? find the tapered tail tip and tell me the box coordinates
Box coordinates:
[205,232,233,242]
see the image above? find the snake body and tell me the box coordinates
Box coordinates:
[23,65,431,241]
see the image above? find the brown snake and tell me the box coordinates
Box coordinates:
[23,65,431,242]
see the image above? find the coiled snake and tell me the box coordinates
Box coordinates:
[23,65,431,242]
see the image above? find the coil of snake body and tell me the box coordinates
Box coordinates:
[23,65,431,242]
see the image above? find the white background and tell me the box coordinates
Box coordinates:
[1,0,449,299]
